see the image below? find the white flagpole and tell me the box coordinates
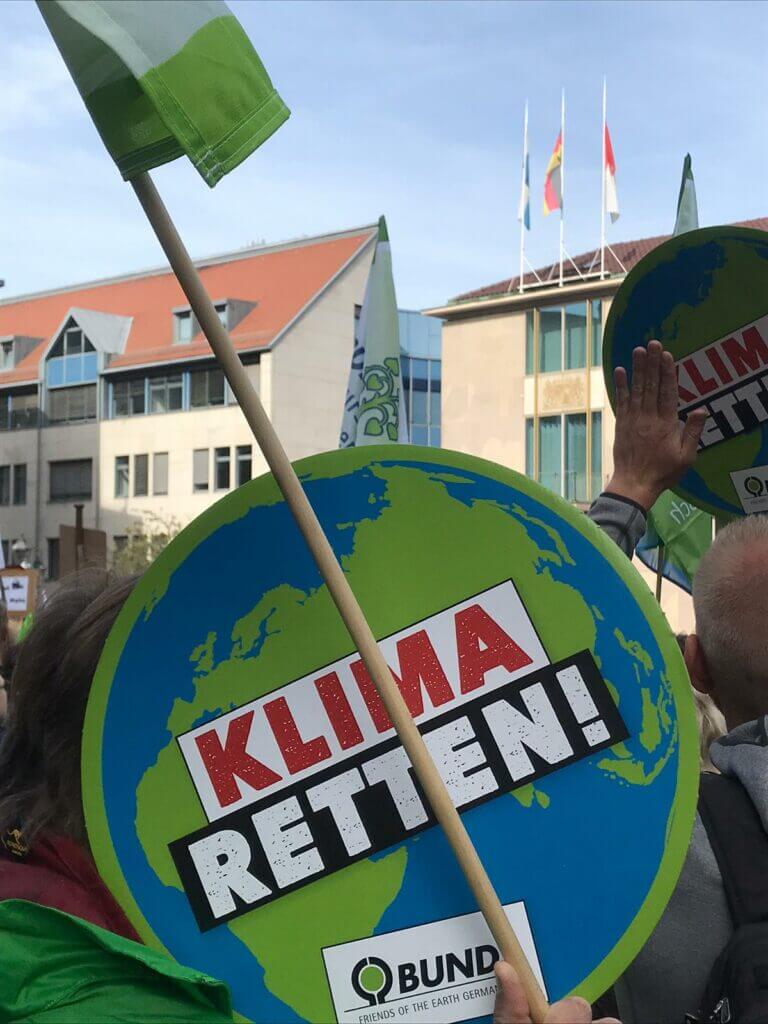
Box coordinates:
[559,89,565,288]
[518,100,528,294]
[600,77,607,279]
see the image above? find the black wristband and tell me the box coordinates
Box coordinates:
[600,491,649,517]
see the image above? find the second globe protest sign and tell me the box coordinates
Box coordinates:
[83,447,698,1024]
[604,225,768,519]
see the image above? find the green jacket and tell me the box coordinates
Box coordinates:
[0,899,234,1023]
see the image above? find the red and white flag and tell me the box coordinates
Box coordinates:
[605,124,620,222]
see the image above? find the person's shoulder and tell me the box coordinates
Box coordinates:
[0,899,234,1023]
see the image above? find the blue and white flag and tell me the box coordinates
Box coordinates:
[518,103,531,230]
[339,217,409,447]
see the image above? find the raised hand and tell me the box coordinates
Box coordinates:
[606,340,707,512]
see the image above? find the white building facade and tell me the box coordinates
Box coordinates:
[0,226,378,576]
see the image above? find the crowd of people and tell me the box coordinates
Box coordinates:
[0,340,763,1023]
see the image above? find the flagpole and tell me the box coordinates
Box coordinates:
[559,89,565,288]
[655,544,665,602]
[130,171,549,1024]
[600,77,607,280]
[518,100,528,294]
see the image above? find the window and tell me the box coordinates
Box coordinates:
[12,464,26,505]
[50,459,92,501]
[47,538,60,580]
[113,378,146,417]
[113,535,128,554]
[115,456,129,498]
[401,355,441,446]
[565,413,587,502]
[539,308,562,372]
[149,375,183,414]
[592,300,603,366]
[525,311,535,375]
[10,391,38,430]
[215,303,228,328]
[47,384,97,424]
[153,452,169,495]
[193,449,209,492]
[236,445,252,487]
[1,341,12,370]
[591,411,603,499]
[190,368,225,408]
[46,325,98,387]
[526,299,602,375]
[538,416,562,494]
[215,447,231,490]
[525,412,603,503]
[525,419,534,478]
[0,466,9,506]
[565,303,587,370]
[134,454,148,497]
[175,310,195,344]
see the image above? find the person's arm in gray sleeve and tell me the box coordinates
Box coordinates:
[588,492,647,558]
[588,340,706,557]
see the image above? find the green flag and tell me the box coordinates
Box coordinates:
[673,153,699,236]
[637,493,712,593]
[37,1,289,187]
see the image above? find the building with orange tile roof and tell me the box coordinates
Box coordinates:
[0,225,378,574]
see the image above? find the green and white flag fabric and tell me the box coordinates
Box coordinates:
[673,154,699,236]
[636,492,713,594]
[340,217,409,447]
[37,0,289,187]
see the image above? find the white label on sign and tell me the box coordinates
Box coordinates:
[178,580,550,822]
[730,465,768,514]
[3,576,29,614]
[322,901,546,1024]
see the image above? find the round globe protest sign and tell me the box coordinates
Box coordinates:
[83,446,698,1023]
[604,226,768,519]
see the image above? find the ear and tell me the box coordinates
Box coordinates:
[685,634,714,695]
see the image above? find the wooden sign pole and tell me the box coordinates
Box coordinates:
[131,172,548,1022]
[655,543,665,602]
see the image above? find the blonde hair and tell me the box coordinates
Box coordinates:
[693,689,726,771]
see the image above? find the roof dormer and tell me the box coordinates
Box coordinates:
[172,299,256,344]
[0,335,44,372]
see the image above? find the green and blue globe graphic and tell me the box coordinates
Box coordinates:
[604,226,768,520]
[84,447,698,1022]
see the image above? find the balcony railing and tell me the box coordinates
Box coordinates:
[0,409,40,431]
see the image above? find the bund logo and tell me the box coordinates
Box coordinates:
[351,956,394,1006]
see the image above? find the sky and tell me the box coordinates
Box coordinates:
[1,0,767,310]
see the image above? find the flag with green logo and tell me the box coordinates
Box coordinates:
[636,492,713,594]
[37,0,289,187]
[339,217,408,447]
[637,153,712,593]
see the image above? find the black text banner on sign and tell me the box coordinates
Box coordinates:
[170,582,627,932]
[676,313,768,450]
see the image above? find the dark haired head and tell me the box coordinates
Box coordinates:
[0,570,137,846]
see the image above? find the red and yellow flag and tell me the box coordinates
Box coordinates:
[543,133,563,215]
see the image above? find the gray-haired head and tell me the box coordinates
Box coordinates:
[693,514,768,724]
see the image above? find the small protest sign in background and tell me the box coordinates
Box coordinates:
[604,225,768,520]
[0,568,39,619]
[84,447,698,1024]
